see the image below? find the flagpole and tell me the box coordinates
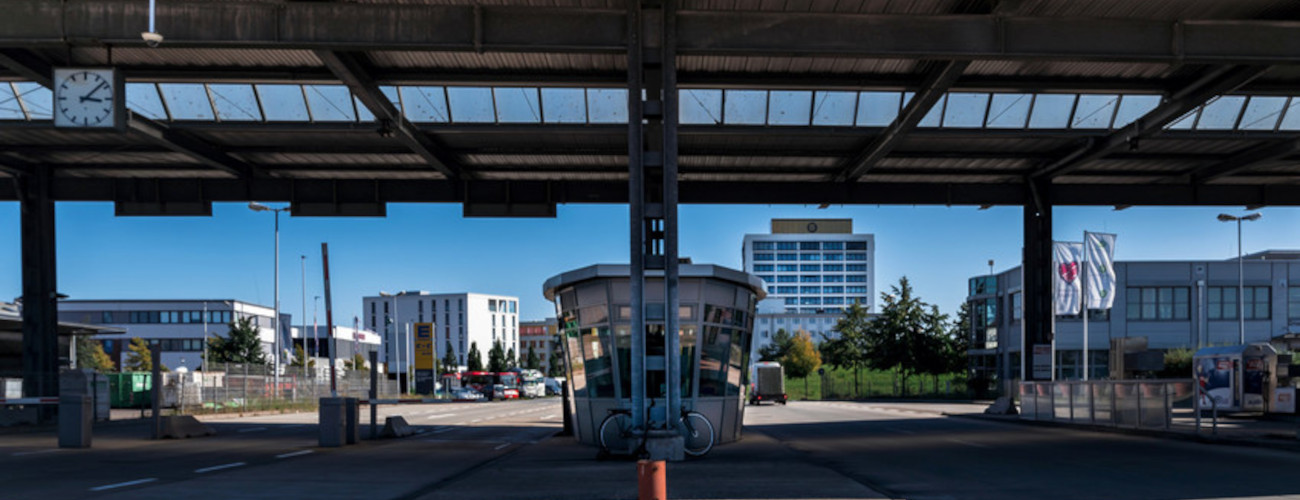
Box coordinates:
[1082,232,1090,382]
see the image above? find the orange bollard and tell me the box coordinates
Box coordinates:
[637,459,667,500]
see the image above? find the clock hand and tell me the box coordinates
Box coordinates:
[81,81,108,100]
[79,96,103,103]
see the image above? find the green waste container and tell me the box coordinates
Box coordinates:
[107,372,153,408]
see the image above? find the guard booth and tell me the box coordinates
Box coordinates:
[1195,344,1278,413]
[543,264,764,447]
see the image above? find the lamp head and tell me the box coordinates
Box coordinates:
[1242,213,1262,221]
[248,201,270,212]
[1217,214,1236,222]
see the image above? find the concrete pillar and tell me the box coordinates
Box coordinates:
[19,168,58,422]
[319,397,345,447]
[1023,182,1055,381]
[344,397,360,444]
[58,395,92,448]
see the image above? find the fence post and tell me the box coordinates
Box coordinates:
[369,351,378,440]
[243,363,249,411]
[1136,383,1144,429]
[1164,383,1171,431]
[1068,383,1075,421]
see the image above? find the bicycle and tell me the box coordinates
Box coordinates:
[598,407,638,456]
[678,409,714,457]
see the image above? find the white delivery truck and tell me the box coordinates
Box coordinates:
[749,361,787,405]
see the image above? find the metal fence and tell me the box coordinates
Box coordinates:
[1019,379,1195,430]
[161,363,401,414]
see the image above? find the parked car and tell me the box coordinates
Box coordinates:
[491,384,520,400]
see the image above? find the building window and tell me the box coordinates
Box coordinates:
[753,241,774,250]
[1289,287,1300,320]
[846,275,866,283]
[418,300,424,322]
[799,253,821,261]
[969,276,998,295]
[800,297,821,305]
[823,264,843,272]
[1126,287,1190,321]
[776,264,798,272]
[800,242,820,250]
[754,264,774,272]
[776,242,797,250]
[800,264,820,272]
[822,253,843,261]
[777,253,797,261]
[822,241,844,250]
[1209,286,1270,320]
[823,275,843,283]
[776,275,796,283]
[1012,292,1023,321]
[846,264,866,272]
[846,241,867,250]
[824,297,845,305]
[784,297,797,305]
[800,275,820,283]
[758,275,774,283]
[776,286,797,294]
[823,286,844,294]
[846,253,867,261]
[754,253,774,261]
[800,286,820,294]
[846,286,868,294]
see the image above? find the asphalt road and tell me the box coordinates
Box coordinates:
[747,401,1300,500]
[0,398,562,499]
[6,399,1300,499]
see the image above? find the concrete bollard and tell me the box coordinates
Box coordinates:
[637,459,666,500]
[344,398,360,444]
[58,395,92,448]
[319,397,346,447]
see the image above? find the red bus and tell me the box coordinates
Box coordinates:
[462,371,520,400]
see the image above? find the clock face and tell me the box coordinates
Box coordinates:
[55,70,116,127]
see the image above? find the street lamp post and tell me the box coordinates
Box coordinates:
[300,255,308,393]
[379,291,410,393]
[1218,212,1262,345]
[249,202,290,398]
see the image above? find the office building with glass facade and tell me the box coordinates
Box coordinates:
[967,251,1300,390]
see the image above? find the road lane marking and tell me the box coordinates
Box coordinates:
[494,443,511,450]
[948,439,991,448]
[238,427,267,433]
[12,449,63,457]
[470,418,483,423]
[195,462,246,474]
[90,478,157,491]
[539,414,559,420]
[275,450,314,459]
[425,413,458,420]
[432,427,457,434]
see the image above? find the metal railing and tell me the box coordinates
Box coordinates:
[1019,379,1195,430]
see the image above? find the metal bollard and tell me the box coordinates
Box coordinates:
[637,460,666,500]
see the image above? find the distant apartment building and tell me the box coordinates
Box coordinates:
[361,292,520,376]
[58,299,290,371]
[967,250,1300,385]
[520,318,559,373]
[743,219,875,361]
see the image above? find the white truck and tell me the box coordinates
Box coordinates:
[749,361,787,405]
[516,369,546,398]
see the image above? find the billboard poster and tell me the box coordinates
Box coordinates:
[1196,357,1235,410]
[1243,356,1266,412]
[414,322,436,394]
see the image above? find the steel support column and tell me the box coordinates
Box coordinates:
[628,0,681,453]
[1022,180,1054,381]
[18,167,58,417]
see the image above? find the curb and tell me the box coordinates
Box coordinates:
[943,411,1300,453]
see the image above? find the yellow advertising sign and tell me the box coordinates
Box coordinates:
[414,322,435,370]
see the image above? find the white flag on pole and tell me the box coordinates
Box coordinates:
[1053,241,1083,316]
[1085,232,1118,310]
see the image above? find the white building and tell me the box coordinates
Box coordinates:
[361,292,520,375]
[293,324,381,366]
[742,219,875,361]
[742,218,875,314]
[58,299,290,371]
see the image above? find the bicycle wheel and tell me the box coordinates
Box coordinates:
[679,411,715,457]
[598,412,634,455]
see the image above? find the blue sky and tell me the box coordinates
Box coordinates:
[0,201,1296,325]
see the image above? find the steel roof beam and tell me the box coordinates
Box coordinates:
[832,60,970,182]
[9,4,1300,63]
[2,178,1300,207]
[314,50,467,180]
[1178,139,1300,184]
[1030,65,1271,180]
[0,49,259,178]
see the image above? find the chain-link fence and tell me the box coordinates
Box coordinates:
[156,364,401,414]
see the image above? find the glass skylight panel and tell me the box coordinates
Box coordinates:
[207,84,261,121]
[1071,94,1119,129]
[158,84,214,120]
[768,90,812,126]
[379,86,401,108]
[856,91,901,126]
[541,88,586,123]
[1277,98,1300,131]
[680,89,721,124]
[1195,95,1246,130]
[0,83,24,120]
[1112,94,1160,128]
[723,90,766,125]
[810,91,855,126]
[1237,96,1287,130]
[493,87,541,123]
[916,94,945,127]
[1027,94,1075,128]
[353,96,375,122]
[447,87,495,123]
[586,88,627,123]
[125,83,167,120]
[941,92,988,128]
[14,82,52,120]
[399,86,449,122]
[256,85,310,121]
[984,93,1031,128]
[1165,108,1198,130]
[304,85,356,122]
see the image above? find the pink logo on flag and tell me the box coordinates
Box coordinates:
[1058,262,1079,283]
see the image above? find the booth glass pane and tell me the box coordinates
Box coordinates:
[681,325,697,398]
[616,325,631,399]
[565,328,586,397]
[699,326,729,396]
[581,327,614,397]
[726,326,746,396]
